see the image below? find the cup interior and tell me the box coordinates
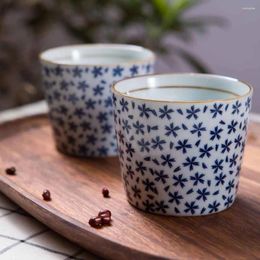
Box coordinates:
[113,74,252,102]
[40,44,155,65]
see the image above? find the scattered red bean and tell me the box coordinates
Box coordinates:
[94,216,103,226]
[5,167,16,176]
[98,209,112,218]
[102,187,109,198]
[89,217,99,228]
[42,189,51,201]
[89,210,112,228]
[101,216,111,225]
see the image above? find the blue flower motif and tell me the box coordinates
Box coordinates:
[151,136,166,150]
[208,200,220,213]
[59,105,68,115]
[210,103,223,118]
[199,144,213,158]
[142,178,156,192]
[175,139,192,154]
[101,124,112,134]
[155,200,169,213]
[74,108,85,119]
[226,180,235,193]
[85,98,96,109]
[53,91,61,101]
[224,195,234,207]
[126,164,135,179]
[196,188,210,201]
[143,200,155,212]
[215,172,226,186]
[190,172,205,185]
[78,145,88,155]
[72,66,83,77]
[80,121,91,131]
[234,134,242,148]
[43,66,50,77]
[245,97,251,111]
[77,81,89,92]
[67,135,76,145]
[212,159,224,173]
[104,97,113,107]
[54,65,63,76]
[120,98,129,112]
[190,122,206,137]
[97,112,108,123]
[86,134,97,145]
[165,123,180,137]
[68,121,77,132]
[98,146,108,156]
[184,201,199,215]
[154,170,169,184]
[168,191,183,205]
[146,64,152,73]
[122,119,131,134]
[135,161,147,175]
[91,66,103,78]
[138,138,150,152]
[125,142,135,157]
[186,105,200,119]
[159,105,174,120]
[221,139,232,153]
[210,126,223,140]
[44,81,54,90]
[173,174,188,188]
[132,185,141,198]
[130,65,139,76]
[183,156,199,171]
[227,120,238,134]
[117,130,124,144]
[229,153,238,167]
[133,121,145,135]
[93,84,104,96]
[138,104,153,118]
[232,101,241,114]
[60,80,69,90]
[161,154,175,168]
[113,65,124,77]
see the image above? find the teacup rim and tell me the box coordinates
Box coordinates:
[39,43,156,66]
[112,73,253,104]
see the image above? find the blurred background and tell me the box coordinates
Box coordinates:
[0,0,259,112]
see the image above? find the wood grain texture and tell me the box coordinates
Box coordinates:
[0,115,259,260]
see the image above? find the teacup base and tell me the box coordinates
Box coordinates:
[127,197,236,217]
[55,141,118,158]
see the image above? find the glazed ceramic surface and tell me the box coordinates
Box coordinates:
[40,44,155,157]
[112,74,253,216]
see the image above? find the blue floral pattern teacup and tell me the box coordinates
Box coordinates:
[40,44,155,157]
[112,73,253,216]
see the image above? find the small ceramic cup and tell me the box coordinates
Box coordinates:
[40,44,155,157]
[112,73,253,216]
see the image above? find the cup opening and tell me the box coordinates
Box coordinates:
[113,73,252,103]
[40,44,155,65]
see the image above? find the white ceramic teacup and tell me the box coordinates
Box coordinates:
[40,44,155,157]
[112,73,253,216]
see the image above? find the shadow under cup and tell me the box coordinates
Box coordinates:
[40,44,155,157]
[112,74,253,216]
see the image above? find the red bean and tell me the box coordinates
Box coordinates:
[42,189,51,201]
[102,187,109,198]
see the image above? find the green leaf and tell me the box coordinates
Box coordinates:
[175,47,210,73]
[153,0,169,16]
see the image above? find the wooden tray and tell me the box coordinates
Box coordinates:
[0,115,259,259]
